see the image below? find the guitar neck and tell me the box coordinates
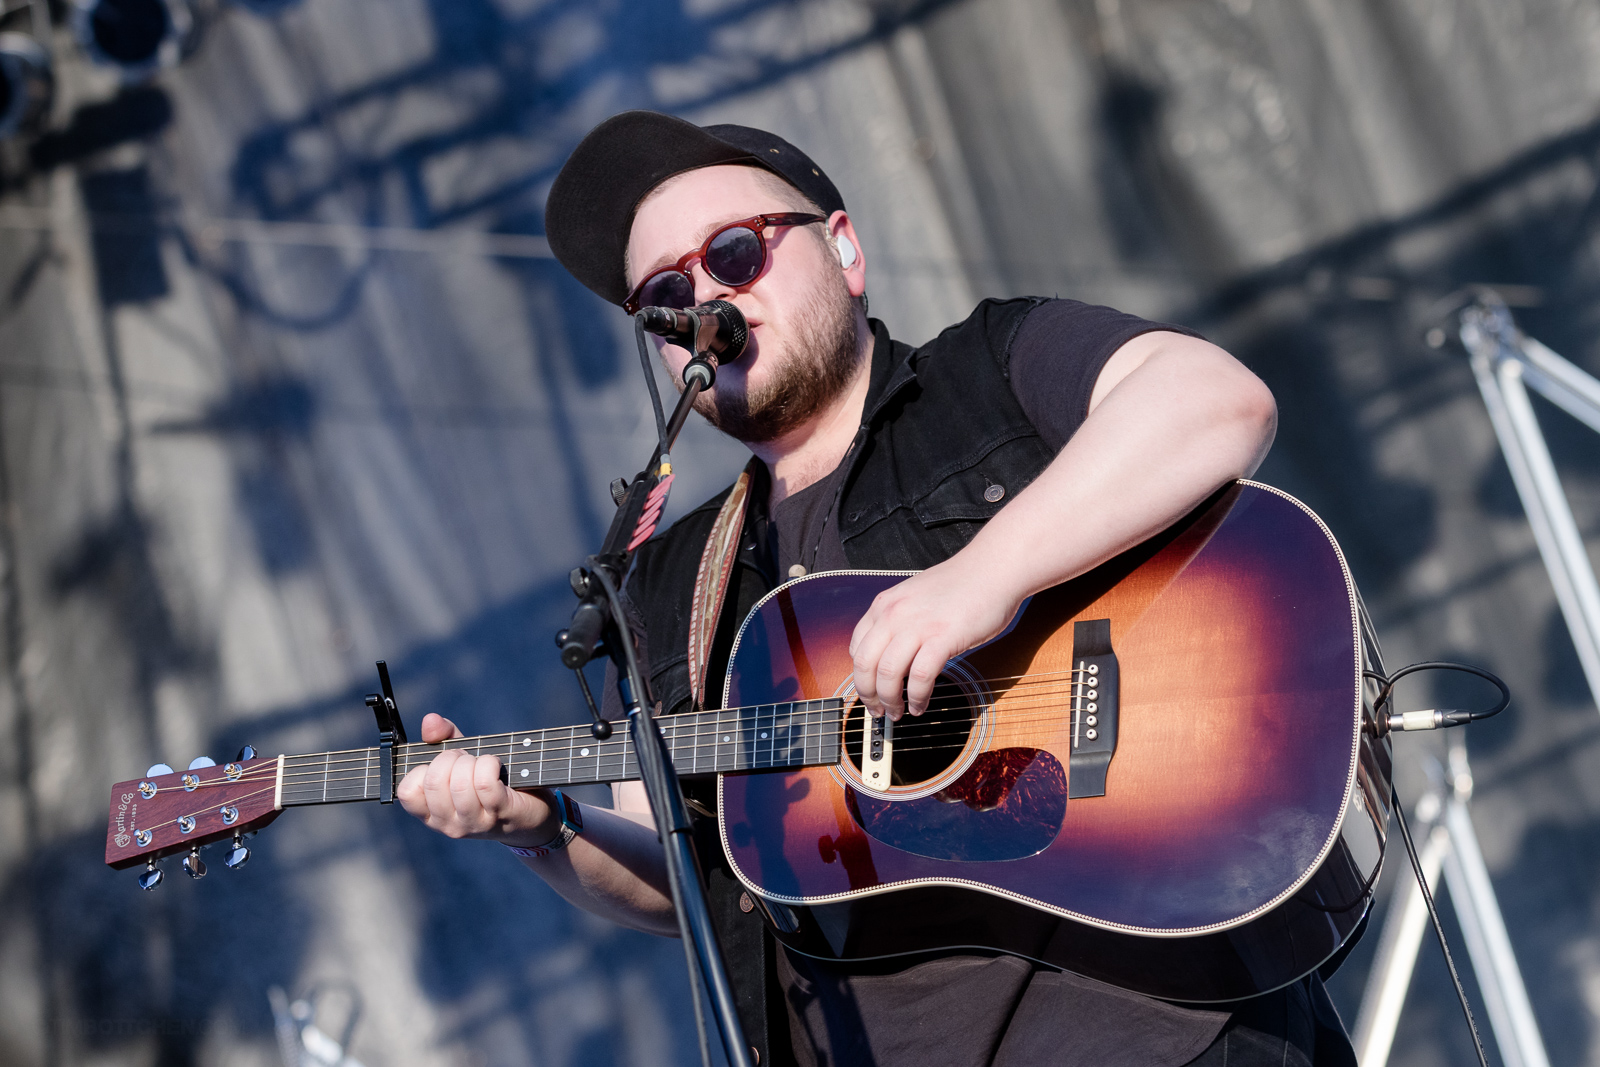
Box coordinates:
[276,699,845,807]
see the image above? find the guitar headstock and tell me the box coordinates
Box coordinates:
[105,751,283,883]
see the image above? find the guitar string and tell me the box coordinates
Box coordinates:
[258,679,1116,796]
[137,691,1092,828]
[257,667,1107,783]
[245,737,1088,810]
[273,710,847,775]
[276,714,1105,794]
[132,665,1104,790]
[139,703,1092,833]
[126,782,279,839]
[276,693,1095,782]
[284,664,1099,771]
[276,702,844,770]
[280,723,906,783]
[272,725,840,783]
[269,675,1104,778]
[272,686,1114,785]
[162,703,1094,812]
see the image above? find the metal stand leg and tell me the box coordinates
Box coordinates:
[1460,296,1600,711]
[1352,808,1447,1066]
[1352,740,1550,1067]
[1436,746,1550,1067]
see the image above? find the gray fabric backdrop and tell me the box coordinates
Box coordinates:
[1,1,1597,1064]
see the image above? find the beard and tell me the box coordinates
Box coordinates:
[690,270,861,445]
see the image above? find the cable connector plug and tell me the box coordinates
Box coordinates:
[1365,661,1510,737]
[1385,709,1481,732]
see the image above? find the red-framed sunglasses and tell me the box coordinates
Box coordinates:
[623,212,828,315]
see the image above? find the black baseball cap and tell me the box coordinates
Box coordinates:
[545,111,846,306]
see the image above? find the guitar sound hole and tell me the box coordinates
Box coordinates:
[843,674,977,786]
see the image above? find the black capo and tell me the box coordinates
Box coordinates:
[365,661,407,803]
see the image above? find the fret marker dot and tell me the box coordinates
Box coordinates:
[522,738,532,747]
[580,747,590,757]
[723,735,731,743]
[520,768,529,778]
[760,732,768,739]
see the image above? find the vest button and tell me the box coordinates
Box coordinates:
[984,483,1006,503]
[739,892,755,913]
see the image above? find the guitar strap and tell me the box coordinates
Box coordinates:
[687,465,754,710]
[685,462,796,1067]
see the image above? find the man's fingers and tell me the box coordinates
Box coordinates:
[421,747,460,796]
[472,755,507,812]
[396,764,427,815]
[447,750,483,817]
[872,636,921,721]
[848,604,881,658]
[905,644,951,716]
[851,621,894,711]
[420,712,463,743]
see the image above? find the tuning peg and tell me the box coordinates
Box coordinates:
[146,763,174,777]
[183,848,207,879]
[224,833,250,870]
[236,744,257,762]
[188,756,217,770]
[138,860,164,891]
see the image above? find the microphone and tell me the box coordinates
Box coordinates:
[638,300,750,362]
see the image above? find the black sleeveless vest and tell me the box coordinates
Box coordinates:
[621,298,1056,1064]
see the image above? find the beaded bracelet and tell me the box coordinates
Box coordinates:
[504,790,584,858]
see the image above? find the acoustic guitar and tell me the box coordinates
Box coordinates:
[105,480,1391,1002]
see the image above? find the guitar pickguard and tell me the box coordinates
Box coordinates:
[844,747,1066,862]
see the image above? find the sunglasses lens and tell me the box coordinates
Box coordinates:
[637,271,696,310]
[705,226,764,286]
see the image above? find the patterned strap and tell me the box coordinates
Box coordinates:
[687,467,755,710]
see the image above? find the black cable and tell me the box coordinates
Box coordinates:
[1365,661,1511,733]
[635,314,670,458]
[1391,782,1491,1067]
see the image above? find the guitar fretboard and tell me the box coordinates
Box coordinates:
[277,699,845,807]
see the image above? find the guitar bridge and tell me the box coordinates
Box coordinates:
[1068,619,1119,798]
[860,709,893,787]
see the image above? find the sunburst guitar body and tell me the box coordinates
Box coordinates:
[716,481,1391,1002]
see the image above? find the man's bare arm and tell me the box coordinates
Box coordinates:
[397,713,678,936]
[850,331,1277,718]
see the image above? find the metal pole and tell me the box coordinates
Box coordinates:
[1353,299,1573,1065]
[1438,745,1551,1067]
[1352,749,1550,1067]
[1351,799,1447,1067]
[1460,301,1600,710]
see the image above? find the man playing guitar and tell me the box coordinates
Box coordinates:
[397,112,1356,1066]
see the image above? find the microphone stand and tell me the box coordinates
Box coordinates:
[559,326,752,1067]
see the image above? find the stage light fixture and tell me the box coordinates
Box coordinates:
[72,0,193,79]
[0,33,53,140]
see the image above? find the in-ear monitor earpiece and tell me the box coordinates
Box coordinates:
[836,235,857,269]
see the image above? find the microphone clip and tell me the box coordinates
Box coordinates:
[683,351,717,391]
